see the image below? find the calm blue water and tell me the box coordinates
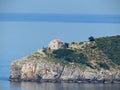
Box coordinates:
[0,62,120,90]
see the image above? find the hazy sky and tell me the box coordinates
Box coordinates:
[0,0,120,14]
[0,0,120,62]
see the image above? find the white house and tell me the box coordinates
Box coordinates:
[48,39,63,50]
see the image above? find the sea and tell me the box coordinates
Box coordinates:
[0,61,120,90]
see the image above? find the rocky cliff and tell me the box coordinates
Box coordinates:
[9,51,120,83]
[9,36,120,83]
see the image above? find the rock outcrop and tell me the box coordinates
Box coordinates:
[9,56,120,83]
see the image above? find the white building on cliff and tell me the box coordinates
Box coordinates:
[48,39,63,50]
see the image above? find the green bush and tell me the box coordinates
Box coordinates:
[63,43,69,48]
[53,49,74,59]
[99,63,110,70]
[73,53,88,64]
[71,42,76,44]
[52,49,89,65]
[89,36,95,42]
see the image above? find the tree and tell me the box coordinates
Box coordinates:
[64,43,69,48]
[89,36,95,42]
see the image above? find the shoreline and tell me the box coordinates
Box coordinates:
[9,78,120,84]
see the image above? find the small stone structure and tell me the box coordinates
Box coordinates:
[48,39,63,50]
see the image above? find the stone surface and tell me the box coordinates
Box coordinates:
[9,56,120,83]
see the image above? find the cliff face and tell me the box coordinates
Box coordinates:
[10,56,120,83]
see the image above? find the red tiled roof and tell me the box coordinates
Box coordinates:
[56,39,63,43]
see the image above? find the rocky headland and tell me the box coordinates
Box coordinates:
[9,36,120,83]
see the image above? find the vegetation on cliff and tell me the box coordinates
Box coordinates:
[95,35,120,65]
[27,35,120,70]
[53,49,89,65]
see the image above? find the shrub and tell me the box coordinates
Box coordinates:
[89,36,95,42]
[52,49,89,65]
[99,63,110,70]
[63,43,69,48]
[73,53,88,64]
[71,42,76,44]
[53,49,74,59]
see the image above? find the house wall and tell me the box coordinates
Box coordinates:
[48,40,63,50]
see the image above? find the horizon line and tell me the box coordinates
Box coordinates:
[0,13,120,23]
